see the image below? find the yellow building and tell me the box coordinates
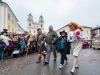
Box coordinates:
[56,24,92,40]
[16,23,25,34]
[0,0,24,34]
[0,0,19,33]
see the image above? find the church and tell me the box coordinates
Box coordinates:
[27,13,44,35]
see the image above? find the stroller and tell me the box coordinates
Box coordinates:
[12,41,20,58]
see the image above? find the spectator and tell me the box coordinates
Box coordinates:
[7,33,14,58]
[0,37,6,60]
[27,34,36,53]
[1,32,9,46]
[19,37,26,56]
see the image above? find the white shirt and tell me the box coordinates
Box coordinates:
[68,29,85,42]
[1,35,9,46]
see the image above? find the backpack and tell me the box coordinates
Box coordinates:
[57,37,66,51]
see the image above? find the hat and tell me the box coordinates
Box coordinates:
[3,29,8,32]
[0,37,3,41]
[60,31,67,35]
[37,28,41,31]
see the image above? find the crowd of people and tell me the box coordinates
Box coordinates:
[0,22,85,74]
[82,41,92,49]
[0,29,37,60]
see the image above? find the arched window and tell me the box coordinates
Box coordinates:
[29,24,31,26]
[8,13,10,20]
[8,25,10,30]
[29,30,31,33]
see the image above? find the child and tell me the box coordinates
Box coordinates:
[19,37,26,56]
[56,31,70,69]
[7,33,14,58]
[0,37,6,60]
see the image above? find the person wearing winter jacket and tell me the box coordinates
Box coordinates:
[56,31,70,69]
[0,37,6,60]
[19,37,26,56]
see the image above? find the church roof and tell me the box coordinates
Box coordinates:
[40,15,43,18]
[28,13,33,17]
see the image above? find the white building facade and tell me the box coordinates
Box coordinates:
[27,13,44,35]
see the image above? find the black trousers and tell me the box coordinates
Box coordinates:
[60,51,67,65]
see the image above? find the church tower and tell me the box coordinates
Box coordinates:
[27,13,33,26]
[27,13,33,33]
[39,15,44,28]
[27,13,44,35]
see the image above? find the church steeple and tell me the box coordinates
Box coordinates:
[27,13,33,22]
[28,13,33,18]
[39,14,44,24]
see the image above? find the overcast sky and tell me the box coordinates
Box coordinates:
[3,0,100,32]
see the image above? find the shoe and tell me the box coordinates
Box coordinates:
[70,71,74,75]
[75,66,79,69]
[59,64,63,69]
[43,62,49,65]
[65,60,68,64]
[75,65,79,69]
[53,59,56,62]
[36,60,41,63]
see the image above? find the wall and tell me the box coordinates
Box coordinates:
[7,8,17,32]
[56,25,91,40]
[0,4,4,32]
[27,22,44,35]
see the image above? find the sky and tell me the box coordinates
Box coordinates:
[3,0,100,32]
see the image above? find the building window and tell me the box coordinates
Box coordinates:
[87,30,88,33]
[34,31,35,33]
[12,17,14,24]
[29,24,31,26]
[29,30,31,33]
[12,28,14,32]
[8,25,10,30]
[18,27,20,31]
[15,21,16,25]
[41,25,42,27]
[8,13,10,20]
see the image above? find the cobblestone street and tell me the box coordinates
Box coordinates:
[0,48,100,75]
